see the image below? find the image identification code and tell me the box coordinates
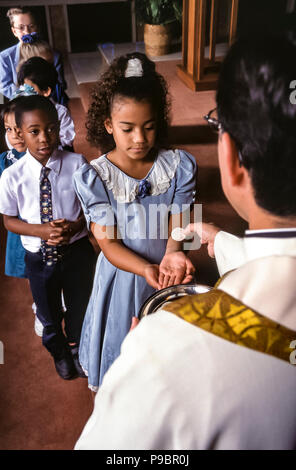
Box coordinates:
[106,454,189,467]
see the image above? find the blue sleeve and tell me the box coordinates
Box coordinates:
[170,149,197,214]
[0,53,16,99]
[73,163,116,228]
[0,152,8,176]
[52,50,68,105]
[53,50,67,90]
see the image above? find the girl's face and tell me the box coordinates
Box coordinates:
[11,13,37,42]
[105,97,156,162]
[19,109,59,165]
[4,112,26,153]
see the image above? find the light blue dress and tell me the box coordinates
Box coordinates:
[0,149,26,278]
[73,148,197,390]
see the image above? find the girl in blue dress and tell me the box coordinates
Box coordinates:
[73,52,197,391]
[0,99,26,278]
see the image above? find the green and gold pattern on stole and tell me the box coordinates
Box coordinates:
[163,288,296,365]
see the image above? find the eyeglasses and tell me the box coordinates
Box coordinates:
[204,107,244,166]
[203,108,222,133]
[13,23,36,32]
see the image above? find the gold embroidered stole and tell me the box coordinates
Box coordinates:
[162,288,296,365]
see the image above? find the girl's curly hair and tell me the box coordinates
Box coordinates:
[86,52,171,153]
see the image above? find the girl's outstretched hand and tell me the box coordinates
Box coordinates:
[143,264,162,290]
[158,251,195,289]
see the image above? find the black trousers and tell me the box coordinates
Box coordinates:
[25,236,96,359]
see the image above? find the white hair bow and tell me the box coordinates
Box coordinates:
[125,58,143,78]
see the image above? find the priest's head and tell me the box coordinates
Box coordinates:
[214,35,296,229]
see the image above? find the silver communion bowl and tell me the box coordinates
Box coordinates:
[138,283,212,319]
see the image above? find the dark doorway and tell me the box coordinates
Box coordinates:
[237,0,292,38]
[67,2,132,53]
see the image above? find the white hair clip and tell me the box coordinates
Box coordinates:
[125,58,143,78]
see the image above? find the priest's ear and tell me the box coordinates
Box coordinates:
[218,131,246,188]
[218,131,252,222]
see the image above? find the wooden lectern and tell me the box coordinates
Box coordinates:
[177,0,239,91]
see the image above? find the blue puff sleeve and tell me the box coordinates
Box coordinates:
[170,149,197,214]
[0,50,16,99]
[73,163,116,228]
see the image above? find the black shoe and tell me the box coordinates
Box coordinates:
[70,345,87,378]
[54,353,78,380]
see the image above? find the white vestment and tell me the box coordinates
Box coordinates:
[75,231,296,450]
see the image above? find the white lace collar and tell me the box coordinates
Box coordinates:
[90,149,180,203]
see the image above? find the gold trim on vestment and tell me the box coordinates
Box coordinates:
[163,289,296,365]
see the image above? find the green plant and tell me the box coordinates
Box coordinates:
[135,0,183,26]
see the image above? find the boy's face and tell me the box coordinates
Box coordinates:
[4,112,26,153]
[11,13,37,42]
[19,109,59,165]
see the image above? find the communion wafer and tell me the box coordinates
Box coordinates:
[171,227,186,242]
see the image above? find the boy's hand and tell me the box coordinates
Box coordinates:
[39,220,65,244]
[46,219,71,245]
[183,222,220,258]
[46,216,86,245]
[158,251,195,289]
